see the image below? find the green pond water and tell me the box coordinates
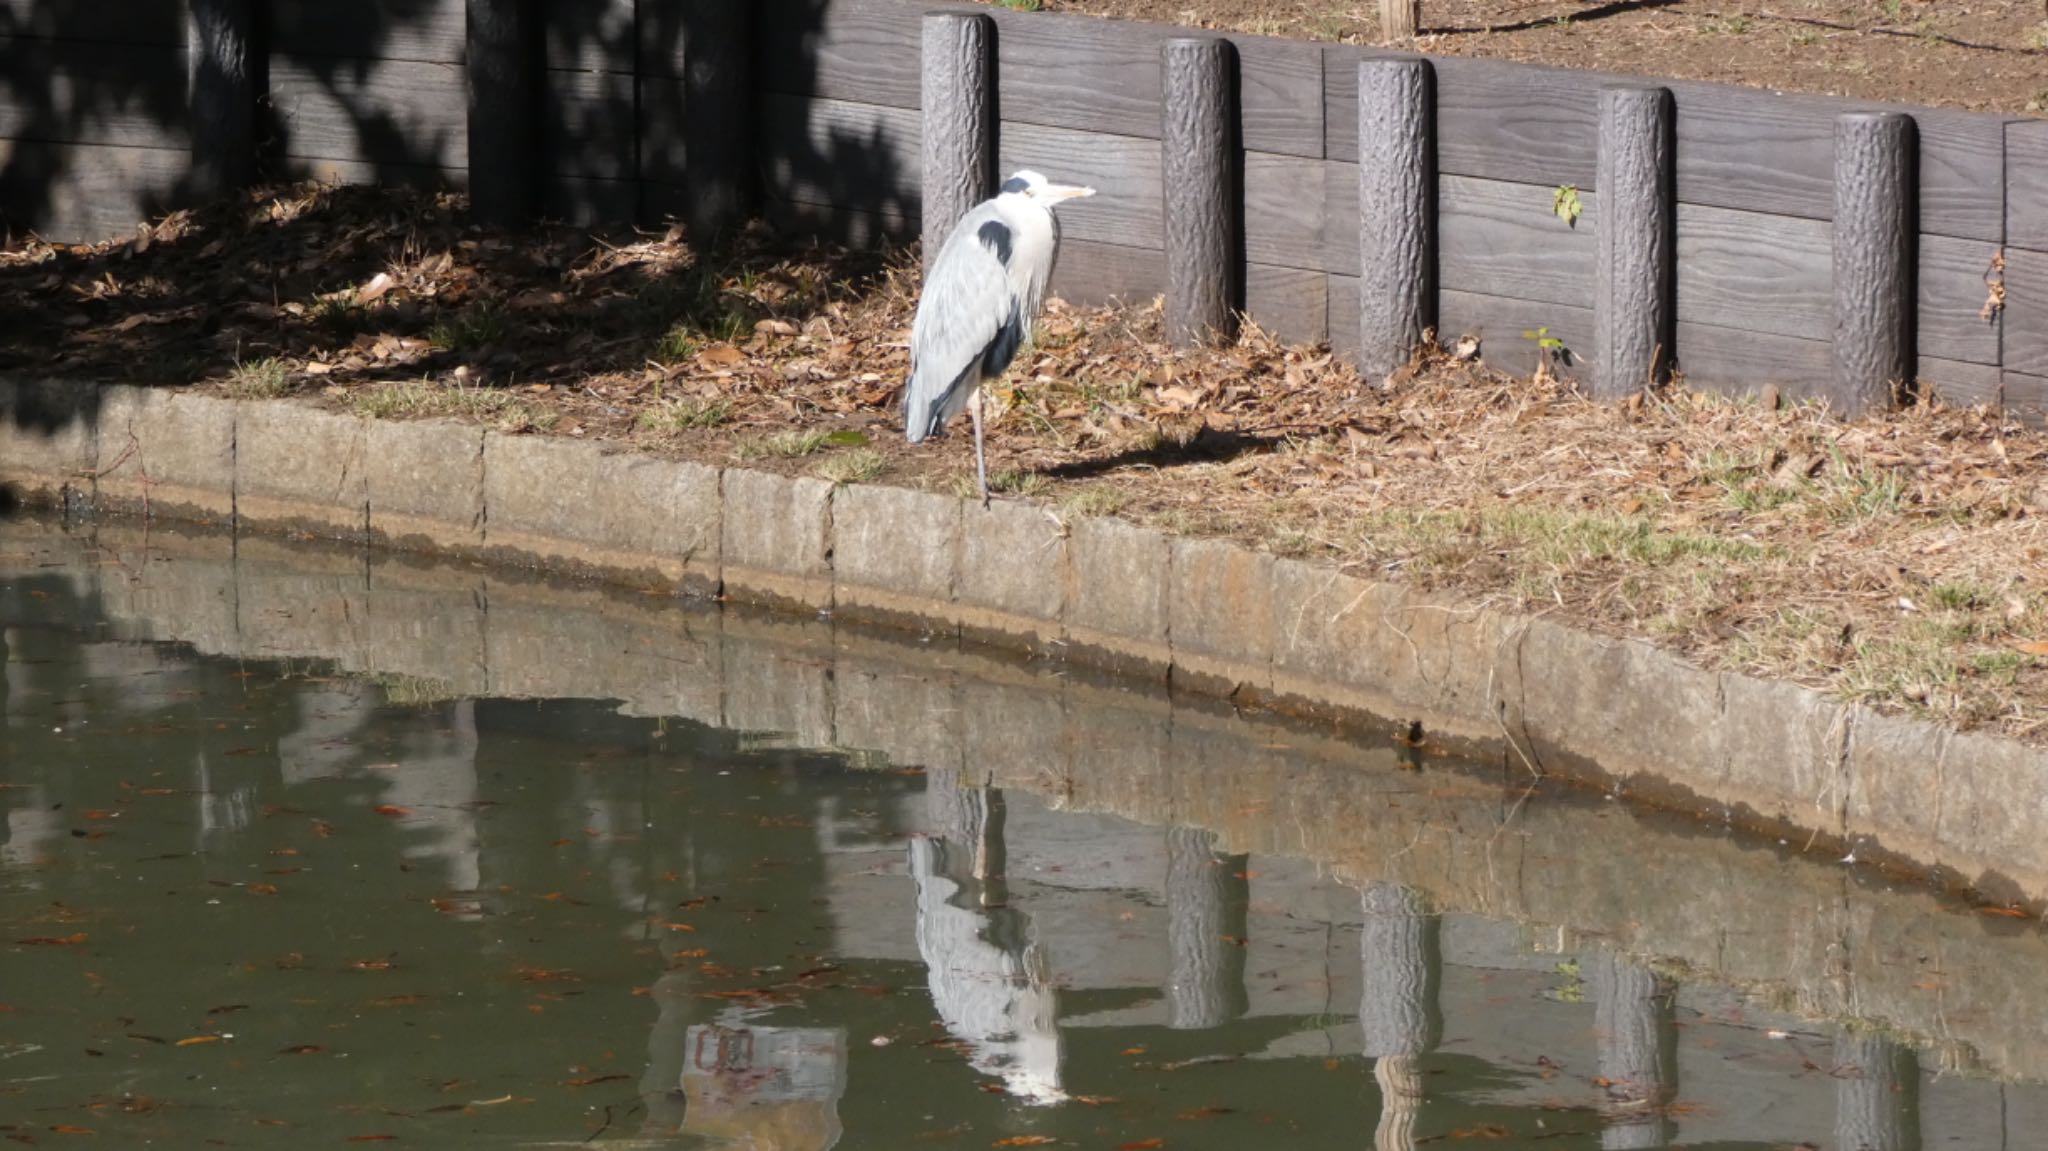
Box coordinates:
[2,514,2044,1149]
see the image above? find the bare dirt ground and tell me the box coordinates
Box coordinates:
[6,184,2048,739]
[996,0,2048,115]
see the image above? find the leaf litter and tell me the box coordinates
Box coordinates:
[7,182,2048,738]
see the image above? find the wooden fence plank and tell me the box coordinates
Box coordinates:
[754,93,921,222]
[762,193,918,247]
[1670,81,2005,242]
[999,121,1162,252]
[1322,46,2004,241]
[1674,204,1830,342]
[2007,370,2048,425]
[752,0,925,106]
[267,57,467,168]
[2010,122,2048,253]
[1050,237,1167,307]
[1438,290,1594,379]
[282,155,461,191]
[1329,272,1358,360]
[542,174,637,225]
[545,69,635,182]
[2004,246,2048,381]
[0,0,183,46]
[545,0,636,75]
[1920,358,2000,410]
[1437,175,1595,307]
[1918,235,2001,368]
[1245,264,1328,347]
[272,0,468,64]
[0,37,188,149]
[0,139,187,242]
[1242,151,1329,273]
[1676,320,1830,397]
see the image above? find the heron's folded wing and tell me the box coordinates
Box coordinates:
[907,217,1018,436]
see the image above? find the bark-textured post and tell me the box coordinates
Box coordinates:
[1590,953,1678,1150]
[921,13,995,273]
[467,0,539,225]
[1359,881,1440,1151]
[1357,60,1436,381]
[1593,85,1675,400]
[186,0,256,201]
[675,3,757,240]
[1162,37,1238,347]
[1379,0,1421,39]
[1164,826,1249,1029]
[1834,1029,1921,1151]
[1832,111,1916,415]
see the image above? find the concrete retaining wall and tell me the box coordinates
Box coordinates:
[3,382,2045,907]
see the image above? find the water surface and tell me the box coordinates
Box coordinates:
[3,516,2045,1148]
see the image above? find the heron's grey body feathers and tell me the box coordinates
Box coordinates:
[904,194,1060,444]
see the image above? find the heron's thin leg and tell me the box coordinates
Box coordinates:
[969,388,991,509]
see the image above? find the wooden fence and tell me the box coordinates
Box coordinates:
[3,0,2043,414]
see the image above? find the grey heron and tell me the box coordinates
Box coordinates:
[904,170,1096,507]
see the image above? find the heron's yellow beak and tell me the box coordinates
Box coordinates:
[1045,184,1096,201]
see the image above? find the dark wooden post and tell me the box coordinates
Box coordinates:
[1591,953,1678,1149]
[1356,59,1435,381]
[1831,111,1916,415]
[1359,881,1440,1150]
[1163,826,1248,1029]
[1162,37,1237,348]
[467,0,539,225]
[1834,1029,1921,1151]
[677,2,756,240]
[1593,85,1675,400]
[921,13,995,273]
[187,0,256,201]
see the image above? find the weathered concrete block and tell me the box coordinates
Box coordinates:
[90,521,240,658]
[957,497,1065,649]
[721,609,836,748]
[367,418,485,551]
[832,483,961,631]
[483,433,719,595]
[483,575,723,726]
[959,671,1067,797]
[235,401,369,539]
[235,536,371,669]
[1934,724,2048,898]
[1065,516,1172,679]
[1062,677,1172,817]
[1510,620,1724,793]
[1843,705,1948,868]
[94,386,236,523]
[1169,537,1275,699]
[366,557,489,698]
[1716,671,1850,835]
[721,468,832,611]
[0,378,97,508]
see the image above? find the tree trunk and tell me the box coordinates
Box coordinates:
[1590,953,1678,1149]
[1164,826,1248,1029]
[1380,0,1420,40]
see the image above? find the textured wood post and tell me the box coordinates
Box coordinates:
[1832,111,1916,415]
[1357,59,1436,381]
[676,2,756,240]
[1834,1029,1921,1151]
[1162,37,1238,348]
[921,13,995,273]
[186,0,256,201]
[1379,0,1420,39]
[1359,881,1439,1151]
[1593,85,1675,400]
[467,0,539,225]
[1591,954,1678,1150]
[1163,827,1248,1029]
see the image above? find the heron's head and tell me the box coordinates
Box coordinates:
[999,170,1096,207]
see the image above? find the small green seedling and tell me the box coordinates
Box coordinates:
[1552,184,1582,228]
[1523,327,1568,381]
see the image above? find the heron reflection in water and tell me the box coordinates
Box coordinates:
[909,767,1065,1103]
